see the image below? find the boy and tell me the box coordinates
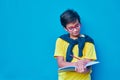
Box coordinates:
[54,9,97,80]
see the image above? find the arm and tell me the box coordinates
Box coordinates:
[56,56,89,73]
[56,56,76,68]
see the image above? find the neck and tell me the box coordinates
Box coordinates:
[70,34,80,40]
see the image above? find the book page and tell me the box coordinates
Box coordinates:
[85,61,100,67]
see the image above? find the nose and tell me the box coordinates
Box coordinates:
[73,28,77,31]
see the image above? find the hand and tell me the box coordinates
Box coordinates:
[82,67,91,73]
[75,60,86,73]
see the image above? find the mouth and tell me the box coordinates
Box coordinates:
[74,31,79,34]
[73,32,79,36]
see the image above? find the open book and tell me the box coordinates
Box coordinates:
[58,61,99,72]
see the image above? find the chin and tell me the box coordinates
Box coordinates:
[73,34,80,37]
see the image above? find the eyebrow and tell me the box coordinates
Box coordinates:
[69,23,80,28]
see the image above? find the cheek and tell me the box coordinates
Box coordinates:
[67,30,73,34]
[78,28,80,31]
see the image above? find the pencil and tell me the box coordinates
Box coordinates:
[70,55,80,60]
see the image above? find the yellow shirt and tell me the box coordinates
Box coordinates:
[54,37,97,80]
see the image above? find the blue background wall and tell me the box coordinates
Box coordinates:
[0,0,120,80]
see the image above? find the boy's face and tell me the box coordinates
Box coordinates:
[65,20,80,38]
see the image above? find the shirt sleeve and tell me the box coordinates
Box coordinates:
[83,42,97,60]
[54,38,65,58]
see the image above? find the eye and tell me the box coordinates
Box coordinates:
[68,27,73,30]
[76,24,80,28]
[76,25,79,28]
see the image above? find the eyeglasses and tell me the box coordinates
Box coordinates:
[67,24,80,31]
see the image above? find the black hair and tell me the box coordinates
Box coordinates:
[60,9,81,28]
